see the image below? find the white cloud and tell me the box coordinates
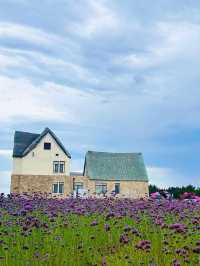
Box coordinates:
[0,22,63,46]
[115,21,200,69]
[0,53,26,69]
[0,149,12,158]
[0,75,108,125]
[0,76,66,122]
[0,171,11,194]
[67,0,119,38]
[0,46,98,83]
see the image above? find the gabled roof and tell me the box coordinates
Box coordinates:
[13,127,71,158]
[83,151,148,181]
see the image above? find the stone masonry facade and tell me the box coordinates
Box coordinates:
[11,174,149,198]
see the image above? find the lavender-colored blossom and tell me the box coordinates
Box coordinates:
[90,220,98,226]
[102,257,106,266]
[135,240,151,251]
[172,259,180,266]
[119,234,129,244]
[104,224,110,231]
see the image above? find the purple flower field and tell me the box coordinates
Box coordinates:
[0,194,199,266]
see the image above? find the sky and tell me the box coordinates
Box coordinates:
[0,0,200,194]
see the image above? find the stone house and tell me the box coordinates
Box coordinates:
[11,128,149,198]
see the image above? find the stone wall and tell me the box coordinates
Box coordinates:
[11,175,72,198]
[11,174,149,199]
[71,175,149,198]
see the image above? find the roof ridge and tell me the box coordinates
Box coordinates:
[87,150,142,155]
[15,130,39,135]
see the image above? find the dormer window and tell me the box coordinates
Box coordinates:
[44,142,51,150]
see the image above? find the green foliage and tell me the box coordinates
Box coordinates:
[0,208,199,265]
[0,196,199,266]
[149,184,200,198]
[149,184,159,194]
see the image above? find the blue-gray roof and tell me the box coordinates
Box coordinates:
[70,172,83,177]
[83,151,148,181]
[13,128,71,158]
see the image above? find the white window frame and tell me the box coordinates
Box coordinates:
[52,182,64,194]
[95,183,107,194]
[53,161,65,173]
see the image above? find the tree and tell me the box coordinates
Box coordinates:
[149,184,159,194]
[149,184,200,198]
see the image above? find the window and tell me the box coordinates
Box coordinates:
[53,161,65,173]
[74,182,83,192]
[44,142,51,150]
[52,182,64,194]
[115,183,120,194]
[95,183,107,194]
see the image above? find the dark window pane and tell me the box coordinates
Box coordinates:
[52,183,58,193]
[44,142,51,150]
[59,183,64,193]
[115,183,120,194]
[60,162,65,173]
[53,162,59,173]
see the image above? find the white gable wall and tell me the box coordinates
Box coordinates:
[12,133,70,175]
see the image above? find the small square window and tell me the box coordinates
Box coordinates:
[44,142,51,150]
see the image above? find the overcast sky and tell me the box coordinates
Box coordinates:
[0,0,200,193]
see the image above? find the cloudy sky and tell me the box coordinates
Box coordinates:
[0,0,200,193]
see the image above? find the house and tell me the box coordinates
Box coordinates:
[11,128,149,198]
[11,128,72,197]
